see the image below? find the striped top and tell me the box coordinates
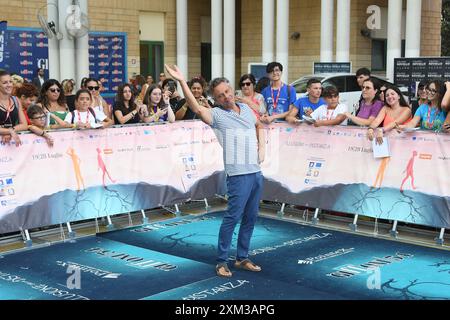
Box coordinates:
[210,103,260,176]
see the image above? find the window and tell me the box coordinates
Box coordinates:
[323,76,345,92]
[346,76,361,92]
[372,39,406,71]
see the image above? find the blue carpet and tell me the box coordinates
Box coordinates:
[1,211,449,300]
[0,237,214,300]
[100,211,450,300]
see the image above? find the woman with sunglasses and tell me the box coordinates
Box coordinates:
[36,79,69,130]
[235,74,266,119]
[142,85,175,123]
[176,76,212,120]
[397,80,447,133]
[410,80,428,115]
[84,78,112,120]
[345,77,383,126]
[0,70,28,146]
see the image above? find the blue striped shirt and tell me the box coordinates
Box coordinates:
[210,103,261,176]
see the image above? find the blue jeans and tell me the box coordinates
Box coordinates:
[217,171,263,264]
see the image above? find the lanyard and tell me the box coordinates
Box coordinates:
[77,110,90,124]
[426,106,438,129]
[325,108,334,120]
[271,84,283,110]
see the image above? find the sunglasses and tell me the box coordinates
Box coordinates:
[426,88,437,94]
[49,88,61,93]
[87,86,100,91]
[241,82,252,87]
[32,115,47,120]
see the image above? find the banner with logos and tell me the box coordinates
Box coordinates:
[0,122,225,234]
[1,122,450,234]
[0,27,49,82]
[260,123,450,228]
[0,27,126,94]
[88,32,127,97]
[0,21,7,67]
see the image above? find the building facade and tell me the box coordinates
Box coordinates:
[2,0,442,86]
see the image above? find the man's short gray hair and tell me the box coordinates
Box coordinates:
[208,77,229,97]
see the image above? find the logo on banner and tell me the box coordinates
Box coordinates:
[327,252,413,278]
[298,248,355,265]
[85,247,178,271]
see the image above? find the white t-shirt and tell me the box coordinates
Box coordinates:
[311,103,348,125]
[64,109,107,126]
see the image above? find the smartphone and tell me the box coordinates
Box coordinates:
[168,82,176,94]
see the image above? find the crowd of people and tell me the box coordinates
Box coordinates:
[1,63,450,148]
[2,62,450,278]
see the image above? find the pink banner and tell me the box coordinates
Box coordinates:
[0,121,224,233]
[261,123,450,227]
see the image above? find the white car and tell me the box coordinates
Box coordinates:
[290,73,409,114]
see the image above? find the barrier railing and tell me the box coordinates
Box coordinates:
[1,121,449,245]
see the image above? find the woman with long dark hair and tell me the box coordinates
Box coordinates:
[345,77,383,126]
[398,80,448,132]
[367,85,412,144]
[113,83,147,124]
[36,79,69,129]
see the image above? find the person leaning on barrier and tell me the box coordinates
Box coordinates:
[26,104,54,147]
[441,81,450,133]
[142,84,175,123]
[368,85,412,145]
[235,73,266,120]
[113,83,148,125]
[0,70,28,146]
[176,76,212,120]
[397,80,448,133]
[286,78,325,124]
[165,64,265,278]
[260,61,296,123]
[444,110,450,133]
[309,86,348,127]
[63,89,113,129]
[16,83,39,125]
[35,79,69,130]
[345,77,383,126]
[85,78,112,120]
